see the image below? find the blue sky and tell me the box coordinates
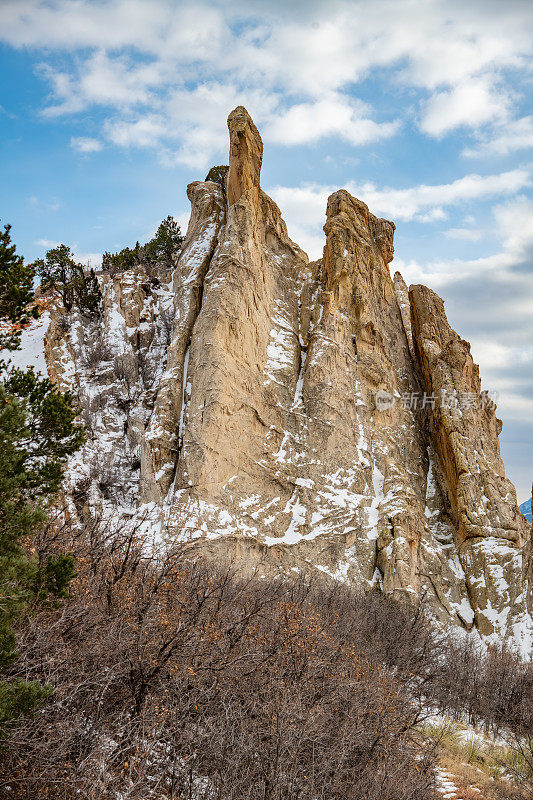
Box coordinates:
[1,0,532,500]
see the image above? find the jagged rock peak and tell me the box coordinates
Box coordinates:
[226,105,263,206]
[43,107,532,656]
[325,189,395,264]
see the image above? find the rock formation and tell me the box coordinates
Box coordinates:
[44,107,532,654]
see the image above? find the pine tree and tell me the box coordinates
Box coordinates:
[0,227,84,736]
[0,224,38,351]
[143,216,184,265]
[102,217,184,275]
[74,267,102,316]
[102,241,141,275]
[33,245,102,316]
[33,244,77,311]
[205,165,229,196]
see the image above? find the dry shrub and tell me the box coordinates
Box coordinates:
[430,635,533,740]
[4,516,530,799]
[0,521,438,800]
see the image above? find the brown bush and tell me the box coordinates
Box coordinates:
[429,634,533,740]
[0,520,438,800]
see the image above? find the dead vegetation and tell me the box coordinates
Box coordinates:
[0,517,531,799]
[1,519,439,800]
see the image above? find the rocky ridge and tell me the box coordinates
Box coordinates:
[44,107,532,653]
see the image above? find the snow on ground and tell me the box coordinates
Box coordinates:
[435,767,481,798]
[5,313,49,373]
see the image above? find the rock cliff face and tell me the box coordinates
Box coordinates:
[44,107,532,653]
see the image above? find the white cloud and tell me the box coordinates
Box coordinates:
[492,194,533,261]
[78,50,164,106]
[4,0,529,91]
[270,169,531,257]
[469,340,533,373]
[27,196,60,212]
[463,350,533,429]
[356,170,531,220]
[103,82,280,169]
[38,65,86,117]
[265,95,399,146]
[39,51,170,117]
[70,136,102,153]
[73,250,103,267]
[35,238,60,248]
[455,341,533,429]
[105,115,167,149]
[464,115,533,157]
[396,196,533,287]
[0,0,169,50]
[175,211,191,237]
[445,227,483,242]
[420,77,511,137]
[1,0,530,163]
[34,239,101,267]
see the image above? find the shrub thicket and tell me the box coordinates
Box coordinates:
[1,521,439,800]
[2,511,532,799]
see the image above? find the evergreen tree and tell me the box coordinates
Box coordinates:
[74,266,102,316]
[0,373,81,735]
[101,216,183,275]
[143,215,184,265]
[33,245,102,316]
[0,228,84,737]
[33,244,77,311]
[0,224,38,351]
[102,241,142,275]
[205,165,229,198]
[205,164,229,196]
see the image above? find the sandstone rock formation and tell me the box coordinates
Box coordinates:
[44,106,532,654]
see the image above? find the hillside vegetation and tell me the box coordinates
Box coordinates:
[0,515,531,799]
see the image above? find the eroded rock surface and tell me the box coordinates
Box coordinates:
[44,107,532,654]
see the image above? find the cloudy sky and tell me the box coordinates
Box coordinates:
[1,0,532,500]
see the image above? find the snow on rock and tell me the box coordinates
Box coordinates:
[40,105,532,654]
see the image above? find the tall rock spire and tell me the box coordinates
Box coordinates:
[226,106,263,206]
[43,107,532,654]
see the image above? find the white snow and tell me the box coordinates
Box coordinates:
[265,327,293,377]
[366,463,385,540]
[291,348,307,410]
[178,346,190,450]
[273,430,291,463]
[6,313,49,373]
